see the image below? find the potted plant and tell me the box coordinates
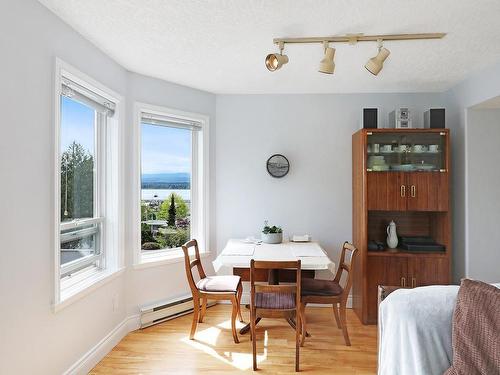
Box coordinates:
[261,221,283,244]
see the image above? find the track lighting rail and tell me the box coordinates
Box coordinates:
[266,32,446,75]
[273,33,446,45]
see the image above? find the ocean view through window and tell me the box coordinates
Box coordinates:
[140,119,192,253]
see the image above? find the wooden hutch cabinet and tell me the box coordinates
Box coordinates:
[352,129,451,324]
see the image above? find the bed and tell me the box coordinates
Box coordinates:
[378,283,500,375]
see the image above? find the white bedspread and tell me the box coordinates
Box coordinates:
[378,285,459,375]
[378,283,500,375]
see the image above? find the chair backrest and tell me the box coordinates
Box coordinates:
[250,260,301,311]
[182,239,207,295]
[333,242,358,297]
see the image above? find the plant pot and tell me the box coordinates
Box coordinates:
[261,232,282,244]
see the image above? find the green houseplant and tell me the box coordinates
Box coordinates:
[261,221,283,244]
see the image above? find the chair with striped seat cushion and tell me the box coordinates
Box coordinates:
[250,260,302,372]
[255,292,296,309]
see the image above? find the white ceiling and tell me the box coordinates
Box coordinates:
[471,96,500,109]
[38,0,500,94]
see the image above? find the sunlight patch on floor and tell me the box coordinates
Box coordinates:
[180,326,268,370]
[217,319,247,330]
[188,326,222,346]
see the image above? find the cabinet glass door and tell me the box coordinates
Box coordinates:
[367,131,447,172]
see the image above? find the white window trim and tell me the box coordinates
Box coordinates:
[132,102,210,266]
[53,58,124,311]
[54,267,125,313]
[133,249,212,270]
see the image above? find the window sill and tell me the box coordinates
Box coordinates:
[134,249,211,270]
[53,267,125,313]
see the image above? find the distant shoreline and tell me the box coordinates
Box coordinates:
[141,188,190,201]
[141,182,190,189]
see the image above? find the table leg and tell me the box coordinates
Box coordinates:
[240,317,261,334]
[268,269,279,285]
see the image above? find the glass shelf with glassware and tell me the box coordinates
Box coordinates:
[366,130,448,172]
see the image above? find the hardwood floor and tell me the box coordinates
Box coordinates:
[90,305,377,374]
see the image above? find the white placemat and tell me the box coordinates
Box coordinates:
[291,243,326,257]
[220,239,255,256]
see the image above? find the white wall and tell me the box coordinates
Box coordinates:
[0,1,128,374]
[215,93,446,264]
[0,1,216,374]
[465,109,500,282]
[444,60,500,282]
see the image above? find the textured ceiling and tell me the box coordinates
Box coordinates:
[472,96,500,109]
[38,0,500,94]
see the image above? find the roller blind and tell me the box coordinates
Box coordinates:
[61,77,116,116]
[140,111,202,131]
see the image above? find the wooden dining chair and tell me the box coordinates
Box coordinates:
[299,242,358,346]
[250,260,302,372]
[182,239,243,343]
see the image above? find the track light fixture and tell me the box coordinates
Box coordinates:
[365,39,390,76]
[318,41,335,74]
[264,32,445,75]
[265,41,289,72]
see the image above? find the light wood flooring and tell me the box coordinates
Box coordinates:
[90,305,377,374]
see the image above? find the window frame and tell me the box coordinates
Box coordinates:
[53,58,124,310]
[133,102,210,265]
[59,104,105,278]
[59,218,104,277]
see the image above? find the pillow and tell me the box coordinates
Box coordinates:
[444,279,500,375]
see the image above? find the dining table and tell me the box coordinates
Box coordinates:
[213,239,336,334]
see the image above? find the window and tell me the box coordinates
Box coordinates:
[55,60,122,305]
[137,105,209,263]
[59,94,105,277]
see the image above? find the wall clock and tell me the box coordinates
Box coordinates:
[266,154,290,178]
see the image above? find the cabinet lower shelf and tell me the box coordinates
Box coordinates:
[367,248,447,257]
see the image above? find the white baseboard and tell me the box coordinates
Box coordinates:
[63,314,140,375]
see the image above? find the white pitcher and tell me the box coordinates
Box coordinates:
[386,221,398,249]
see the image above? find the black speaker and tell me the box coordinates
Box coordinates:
[363,108,378,129]
[424,108,445,128]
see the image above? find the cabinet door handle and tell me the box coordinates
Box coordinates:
[411,185,416,197]
[401,277,406,287]
[400,185,406,197]
[411,277,416,288]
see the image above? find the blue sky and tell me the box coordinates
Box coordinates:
[60,96,94,153]
[61,96,191,175]
[141,123,191,175]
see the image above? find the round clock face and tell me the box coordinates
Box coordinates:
[266,154,290,178]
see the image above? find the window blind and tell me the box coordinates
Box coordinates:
[141,112,202,131]
[61,77,116,116]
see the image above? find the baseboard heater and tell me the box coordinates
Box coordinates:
[140,295,216,329]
